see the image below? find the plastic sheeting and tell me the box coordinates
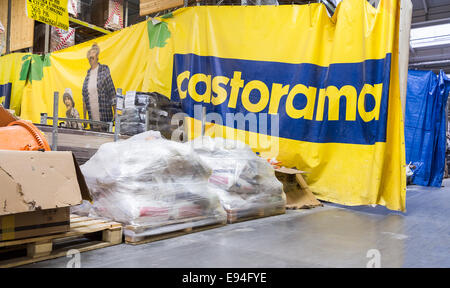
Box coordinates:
[405,70,450,187]
[77,131,227,238]
[193,137,286,220]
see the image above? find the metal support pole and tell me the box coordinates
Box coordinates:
[124,0,129,27]
[6,0,11,54]
[201,106,206,137]
[44,24,50,53]
[52,92,59,151]
[422,0,428,20]
[114,88,122,142]
[399,0,413,121]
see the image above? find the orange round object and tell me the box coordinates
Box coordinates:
[0,120,51,151]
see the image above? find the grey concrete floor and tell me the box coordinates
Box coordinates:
[23,179,450,268]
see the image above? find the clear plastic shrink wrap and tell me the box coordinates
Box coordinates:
[192,137,286,222]
[77,131,226,239]
[119,107,147,136]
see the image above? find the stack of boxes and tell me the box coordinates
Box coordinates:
[91,0,124,31]
[0,151,91,241]
[120,92,183,139]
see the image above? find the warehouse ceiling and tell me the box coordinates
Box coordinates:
[408,0,450,73]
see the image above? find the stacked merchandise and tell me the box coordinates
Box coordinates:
[0,21,5,55]
[120,92,183,139]
[146,92,183,139]
[50,27,75,52]
[92,0,124,31]
[120,92,148,136]
[193,137,286,223]
[68,0,81,17]
[104,0,124,30]
[78,131,227,242]
[49,0,77,52]
[78,0,93,23]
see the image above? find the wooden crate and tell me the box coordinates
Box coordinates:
[9,0,34,52]
[140,0,184,16]
[0,215,123,268]
[125,216,226,245]
[226,203,286,224]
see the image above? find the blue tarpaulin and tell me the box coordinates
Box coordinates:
[405,70,450,187]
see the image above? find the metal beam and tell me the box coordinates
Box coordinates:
[124,0,129,27]
[410,53,450,64]
[412,17,450,28]
[409,41,450,52]
[69,17,111,35]
[409,59,450,68]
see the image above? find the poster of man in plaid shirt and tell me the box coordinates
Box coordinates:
[82,43,116,132]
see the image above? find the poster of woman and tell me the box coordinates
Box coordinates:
[82,43,116,132]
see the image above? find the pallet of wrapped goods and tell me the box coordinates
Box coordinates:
[76,131,227,244]
[193,137,286,224]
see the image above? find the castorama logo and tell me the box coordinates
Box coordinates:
[172,53,391,145]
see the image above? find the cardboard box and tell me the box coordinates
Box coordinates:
[274,167,322,209]
[0,207,70,241]
[0,150,92,241]
[92,0,123,31]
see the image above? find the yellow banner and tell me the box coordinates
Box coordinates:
[0,53,29,115]
[26,0,69,30]
[1,0,406,211]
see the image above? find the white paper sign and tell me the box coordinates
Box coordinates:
[125,91,136,109]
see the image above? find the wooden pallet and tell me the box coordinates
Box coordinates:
[125,217,227,245]
[226,204,286,224]
[0,215,123,268]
